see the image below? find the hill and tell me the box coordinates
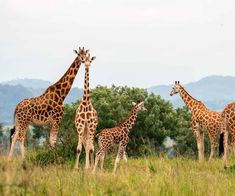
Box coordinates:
[1,79,51,89]
[148,75,235,111]
[0,79,83,125]
[1,75,235,124]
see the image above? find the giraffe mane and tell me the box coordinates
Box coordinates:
[179,84,207,108]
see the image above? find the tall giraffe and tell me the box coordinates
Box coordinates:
[8,47,88,159]
[222,103,235,155]
[92,101,147,173]
[74,51,97,170]
[170,81,228,168]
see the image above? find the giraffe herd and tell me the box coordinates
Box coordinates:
[7,47,235,171]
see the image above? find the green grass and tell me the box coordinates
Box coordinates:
[0,156,235,196]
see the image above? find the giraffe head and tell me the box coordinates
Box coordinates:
[132,101,147,112]
[170,81,181,96]
[83,52,96,68]
[73,47,89,63]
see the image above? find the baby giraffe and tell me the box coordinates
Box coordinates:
[93,101,147,173]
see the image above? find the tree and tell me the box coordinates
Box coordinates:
[56,85,182,158]
[29,85,204,164]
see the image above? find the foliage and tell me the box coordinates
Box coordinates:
[29,85,207,162]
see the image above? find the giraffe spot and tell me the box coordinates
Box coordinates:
[56,84,61,89]
[50,86,55,92]
[62,83,67,88]
[80,113,85,119]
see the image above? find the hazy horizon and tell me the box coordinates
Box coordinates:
[0,74,234,88]
[1,0,235,88]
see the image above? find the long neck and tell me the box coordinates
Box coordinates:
[120,107,138,131]
[178,85,203,111]
[44,58,81,102]
[83,66,90,100]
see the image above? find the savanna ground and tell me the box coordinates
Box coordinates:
[0,155,235,196]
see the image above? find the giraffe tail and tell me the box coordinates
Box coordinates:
[10,126,16,144]
[219,133,224,156]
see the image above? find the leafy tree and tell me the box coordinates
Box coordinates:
[29,85,210,164]
[54,86,182,158]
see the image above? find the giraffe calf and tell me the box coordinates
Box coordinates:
[92,101,147,173]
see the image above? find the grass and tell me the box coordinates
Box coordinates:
[0,156,235,196]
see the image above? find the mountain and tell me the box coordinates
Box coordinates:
[1,75,235,125]
[0,79,83,125]
[148,75,235,111]
[1,79,51,89]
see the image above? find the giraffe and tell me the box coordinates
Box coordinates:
[170,81,228,168]
[221,102,235,156]
[8,47,88,159]
[92,101,147,173]
[74,51,97,170]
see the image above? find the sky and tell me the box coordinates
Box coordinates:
[1,0,235,88]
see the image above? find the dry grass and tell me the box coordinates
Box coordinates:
[0,156,235,196]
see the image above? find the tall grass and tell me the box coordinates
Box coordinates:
[0,156,234,196]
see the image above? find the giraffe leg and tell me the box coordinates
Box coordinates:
[85,144,91,170]
[86,138,95,169]
[231,130,235,156]
[123,151,128,165]
[92,148,105,173]
[89,143,95,169]
[74,126,85,170]
[208,134,217,162]
[19,140,25,159]
[8,122,28,159]
[85,122,96,170]
[8,129,19,159]
[113,143,125,173]
[192,120,204,162]
[49,121,60,149]
[222,129,229,169]
[100,153,105,170]
[194,130,204,162]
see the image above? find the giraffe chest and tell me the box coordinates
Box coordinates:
[76,102,97,120]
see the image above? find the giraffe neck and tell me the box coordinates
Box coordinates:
[120,107,138,131]
[178,85,203,111]
[83,66,90,100]
[44,58,81,102]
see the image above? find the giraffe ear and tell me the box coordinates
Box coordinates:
[132,102,136,106]
[91,56,96,61]
[73,50,78,55]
